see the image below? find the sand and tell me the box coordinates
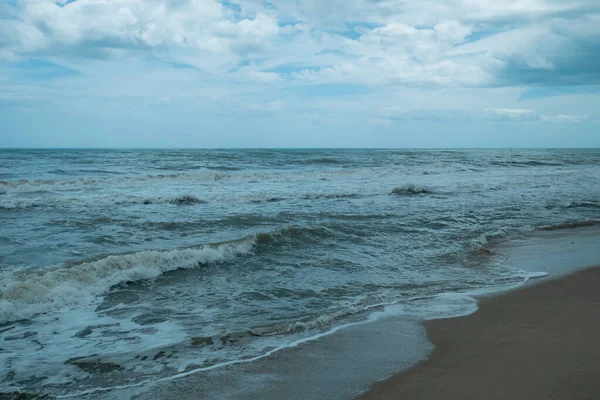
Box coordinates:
[357,267,600,400]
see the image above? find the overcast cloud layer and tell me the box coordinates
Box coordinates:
[1,0,599,147]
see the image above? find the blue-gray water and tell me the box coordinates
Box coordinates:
[1,149,599,397]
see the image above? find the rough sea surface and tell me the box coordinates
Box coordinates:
[1,149,599,397]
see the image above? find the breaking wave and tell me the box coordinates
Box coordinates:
[0,199,44,211]
[0,169,230,193]
[142,195,207,206]
[302,193,362,200]
[565,201,600,209]
[0,238,255,323]
[0,190,365,211]
[0,194,208,211]
[538,220,599,231]
[0,225,343,323]
[489,160,565,167]
[249,196,285,204]
[391,184,434,195]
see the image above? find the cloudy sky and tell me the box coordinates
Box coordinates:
[1,0,599,147]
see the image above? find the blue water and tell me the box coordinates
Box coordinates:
[1,149,599,396]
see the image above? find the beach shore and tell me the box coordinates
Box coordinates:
[357,266,600,400]
[58,227,600,400]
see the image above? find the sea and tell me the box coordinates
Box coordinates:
[1,149,599,398]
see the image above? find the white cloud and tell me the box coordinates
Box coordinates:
[241,70,282,83]
[233,0,584,27]
[1,0,599,148]
[289,20,499,86]
[2,0,599,87]
[485,108,536,119]
[484,109,594,124]
[540,114,590,124]
[378,107,471,122]
[1,0,279,71]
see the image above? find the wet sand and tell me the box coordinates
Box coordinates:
[357,267,600,400]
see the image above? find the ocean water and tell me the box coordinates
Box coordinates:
[1,149,599,397]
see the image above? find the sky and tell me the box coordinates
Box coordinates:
[0,0,599,148]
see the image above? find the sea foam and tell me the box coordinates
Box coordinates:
[0,238,255,323]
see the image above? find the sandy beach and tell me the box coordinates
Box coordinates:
[357,267,600,400]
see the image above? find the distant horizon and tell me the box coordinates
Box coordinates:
[1,146,599,151]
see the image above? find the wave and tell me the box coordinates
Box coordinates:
[186,306,367,351]
[47,290,485,399]
[254,225,338,247]
[249,196,285,204]
[208,166,241,171]
[0,169,230,193]
[249,191,363,203]
[145,195,207,206]
[247,305,368,337]
[0,225,342,323]
[76,169,126,175]
[1,190,364,212]
[302,193,361,200]
[538,220,599,231]
[0,194,208,211]
[0,199,44,211]
[299,158,345,166]
[391,184,434,195]
[489,160,565,167]
[0,189,363,211]
[565,201,600,209]
[0,238,255,323]
[120,214,288,232]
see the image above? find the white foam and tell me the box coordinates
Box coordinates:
[0,239,255,323]
[390,184,435,195]
[525,271,550,279]
[9,266,531,397]
[0,198,45,210]
[0,306,189,390]
[382,292,479,321]
[50,291,484,399]
[53,305,403,398]
[1,288,487,398]
[0,255,545,398]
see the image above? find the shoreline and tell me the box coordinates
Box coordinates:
[357,266,600,400]
[4,227,599,400]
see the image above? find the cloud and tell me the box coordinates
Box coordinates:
[227,0,600,87]
[290,20,496,86]
[0,0,278,71]
[233,0,587,27]
[484,109,594,124]
[452,14,600,86]
[1,1,600,148]
[1,1,599,87]
[375,106,596,125]
[540,114,590,124]
[379,107,472,122]
[485,108,537,120]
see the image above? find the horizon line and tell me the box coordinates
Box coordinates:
[1,147,599,150]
